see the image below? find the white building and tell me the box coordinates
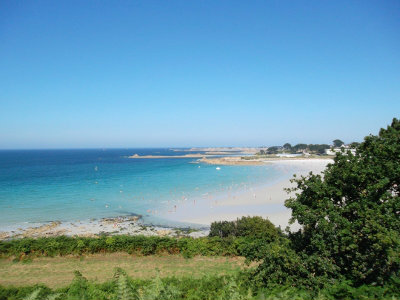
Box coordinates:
[325,148,356,156]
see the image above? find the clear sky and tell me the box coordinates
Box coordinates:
[1,1,399,148]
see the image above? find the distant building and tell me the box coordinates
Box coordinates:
[325,148,356,156]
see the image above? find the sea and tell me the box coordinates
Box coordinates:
[0,149,290,229]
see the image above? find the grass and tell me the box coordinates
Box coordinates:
[0,253,251,288]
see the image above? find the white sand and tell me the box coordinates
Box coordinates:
[171,159,332,230]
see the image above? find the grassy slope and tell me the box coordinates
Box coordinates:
[0,253,250,288]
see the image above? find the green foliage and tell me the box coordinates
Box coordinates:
[0,285,53,300]
[267,146,279,154]
[307,144,330,154]
[209,217,282,262]
[289,143,330,155]
[349,141,360,148]
[0,269,399,300]
[209,221,236,238]
[236,216,280,240]
[0,219,282,260]
[332,139,344,147]
[114,268,135,300]
[19,288,61,300]
[209,216,280,240]
[282,118,400,286]
[251,238,340,289]
[22,289,41,300]
[292,144,308,152]
[67,270,89,299]
[0,235,242,258]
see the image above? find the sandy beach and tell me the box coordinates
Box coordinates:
[170,159,332,230]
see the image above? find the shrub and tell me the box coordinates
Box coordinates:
[209,216,280,241]
[0,235,243,258]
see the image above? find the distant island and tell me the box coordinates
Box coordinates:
[128,140,356,165]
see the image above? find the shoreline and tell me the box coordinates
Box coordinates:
[130,152,334,166]
[0,216,209,241]
[199,155,334,166]
[167,159,332,230]
[198,156,267,165]
[0,158,332,240]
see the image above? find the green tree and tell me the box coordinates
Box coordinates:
[285,118,400,286]
[308,144,330,154]
[292,144,307,152]
[209,216,279,240]
[267,146,279,154]
[283,143,292,151]
[209,216,281,262]
[333,139,344,147]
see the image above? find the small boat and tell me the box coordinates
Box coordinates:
[216,167,221,170]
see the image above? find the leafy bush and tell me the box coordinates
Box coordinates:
[209,216,280,240]
[0,235,245,258]
[209,221,236,238]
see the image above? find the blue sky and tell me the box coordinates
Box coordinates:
[1,1,399,148]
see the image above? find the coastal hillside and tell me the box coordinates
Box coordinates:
[1,1,399,298]
[1,119,399,299]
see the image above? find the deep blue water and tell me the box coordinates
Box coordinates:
[0,149,283,227]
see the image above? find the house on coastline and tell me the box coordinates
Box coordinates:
[325,147,356,156]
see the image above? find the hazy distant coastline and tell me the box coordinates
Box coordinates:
[129,147,334,166]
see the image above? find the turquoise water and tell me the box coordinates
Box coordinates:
[0,149,284,227]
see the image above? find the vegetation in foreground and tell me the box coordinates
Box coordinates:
[0,254,248,288]
[0,268,399,300]
[0,118,399,299]
[0,234,267,259]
